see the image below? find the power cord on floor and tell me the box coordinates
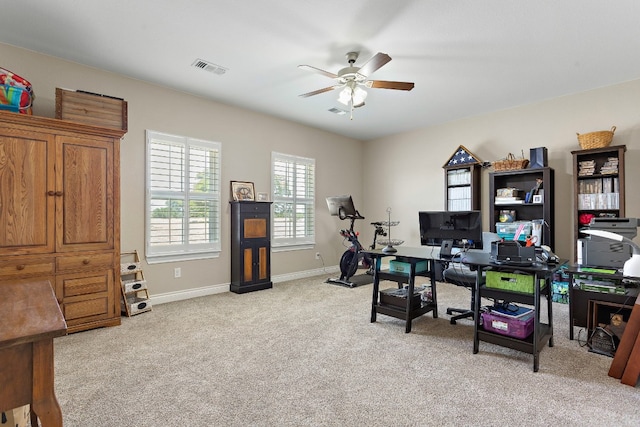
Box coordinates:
[316,253,328,274]
[576,328,590,348]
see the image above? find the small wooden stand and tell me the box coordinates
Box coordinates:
[609,293,640,386]
[120,250,152,316]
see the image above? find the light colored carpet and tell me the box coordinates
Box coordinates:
[53,276,640,426]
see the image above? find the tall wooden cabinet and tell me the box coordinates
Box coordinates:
[571,145,625,248]
[0,112,125,333]
[230,201,272,294]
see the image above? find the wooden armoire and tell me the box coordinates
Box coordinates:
[0,111,125,333]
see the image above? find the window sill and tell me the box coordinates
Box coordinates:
[146,251,221,264]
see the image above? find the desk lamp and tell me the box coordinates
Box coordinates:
[581,229,640,277]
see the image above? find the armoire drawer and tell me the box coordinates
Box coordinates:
[56,269,116,331]
[56,270,113,298]
[62,296,111,322]
[0,256,55,278]
[56,252,114,272]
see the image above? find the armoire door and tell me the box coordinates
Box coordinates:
[0,128,55,256]
[55,135,114,252]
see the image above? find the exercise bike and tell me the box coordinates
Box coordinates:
[327,216,387,288]
[326,195,388,287]
[326,210,370,287]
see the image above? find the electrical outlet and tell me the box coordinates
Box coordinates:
[174,267,181,278]
[315,252,321,260]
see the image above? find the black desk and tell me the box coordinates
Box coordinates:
[459,252,563,372]
[566,266,640,340]
[366,247,439,333]
[366,247,563,371]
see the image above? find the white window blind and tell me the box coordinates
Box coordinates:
[146,130,221,262]
[271,152,315,247]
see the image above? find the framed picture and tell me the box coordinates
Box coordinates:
[257,192,269,202]
[231,181,255,201]
[533,194,543,204]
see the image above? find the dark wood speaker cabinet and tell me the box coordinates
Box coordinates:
[230,201,272,293]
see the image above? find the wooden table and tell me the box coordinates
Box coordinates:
[0,281,68,427]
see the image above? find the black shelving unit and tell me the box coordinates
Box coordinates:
[571,145,626,260]
[489,167,555,249]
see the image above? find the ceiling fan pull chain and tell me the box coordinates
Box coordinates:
[350,96,354,120]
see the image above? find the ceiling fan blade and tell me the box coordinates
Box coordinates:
[366,80,415,91]
[356,52,392,77]
[298,64,338,79]
[299,86,339,98]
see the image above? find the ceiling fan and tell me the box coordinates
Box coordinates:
[298,52,414,119]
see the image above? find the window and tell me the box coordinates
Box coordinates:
[146,130,221,263]
[271,152,315,248]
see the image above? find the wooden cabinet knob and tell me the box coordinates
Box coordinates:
[48,190,56,196]
[82,259,90,265]
[16,264,26,270]
[56,191,63,196]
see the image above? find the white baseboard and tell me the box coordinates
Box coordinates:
[272,265,339,283]
[151,265,340,305]
[150,283,230,305]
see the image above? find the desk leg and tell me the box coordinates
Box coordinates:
[31,339,63,427]
[371,257,381,323]
[568,272,575,340]
[430,261,438,319]
[547,272,554,348]
[404,264,416,333]
[473,268,482,354]
[532,272,541,373]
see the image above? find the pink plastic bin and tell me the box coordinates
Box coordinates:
[481,311,534,339]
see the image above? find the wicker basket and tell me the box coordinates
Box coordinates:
[577,126,616,150]
[493,153,529,171]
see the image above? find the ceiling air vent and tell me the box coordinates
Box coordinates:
[328,107,347,115]
[191,59,228,75]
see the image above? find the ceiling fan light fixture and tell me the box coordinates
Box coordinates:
[337,84,367,106]
[352,86,367,105]
[338,87,352,105]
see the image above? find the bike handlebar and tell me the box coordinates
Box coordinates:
[338,209,365,221]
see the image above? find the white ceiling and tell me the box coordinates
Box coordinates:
[2,1,640,141]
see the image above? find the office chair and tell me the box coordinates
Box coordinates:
[442,232,499,325]
[442,262,481,324]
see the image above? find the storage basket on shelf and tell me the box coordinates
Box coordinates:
[576,126,615,150]
[492,153,529,171]
[0,67,34,114]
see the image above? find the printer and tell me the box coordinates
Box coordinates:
[579,217,639,269]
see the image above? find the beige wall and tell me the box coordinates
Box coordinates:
[3,42,640,299]
[1,43,363,298]
[362,80,640,260]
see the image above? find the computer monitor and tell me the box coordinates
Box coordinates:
[419,210,483,250]
[326,195,357,218]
